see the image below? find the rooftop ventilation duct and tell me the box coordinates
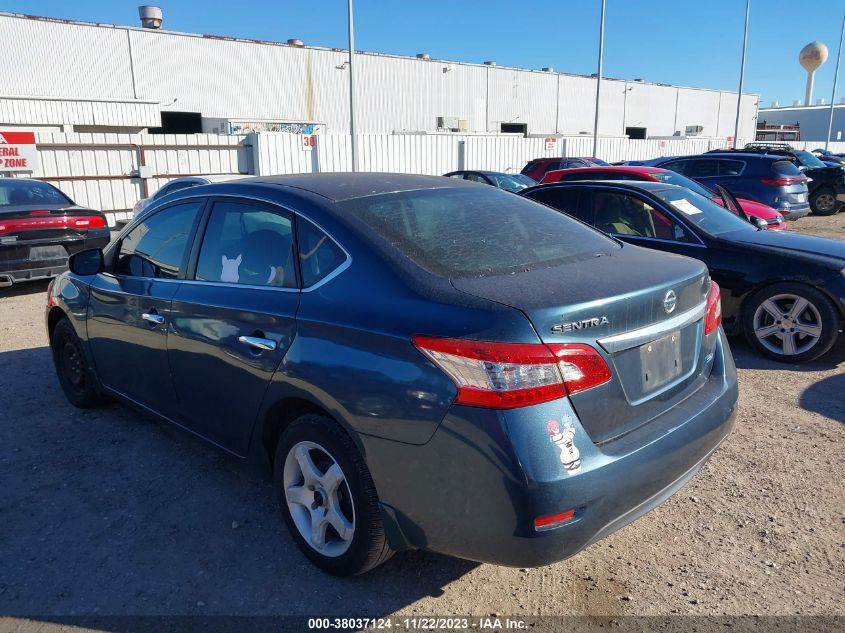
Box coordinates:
[542,67,554,72]
[793,99,801,106]
[417,53,431,60]
[817,98,826,105]
[138,5,162,29]
[287,38,304,46]
[771,100,780,108]
[484,61,497,66]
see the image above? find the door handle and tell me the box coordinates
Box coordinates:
[238,335,277,351]
[142,312,165,326]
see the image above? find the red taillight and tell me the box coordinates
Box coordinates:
[0,214,106,235]
[759,177,806,186]
[534,508,577,531]
[411,336,611,409]
[704,280,722,335]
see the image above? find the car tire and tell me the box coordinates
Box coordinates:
[274,414,393,576]
[809,187,840,216]
[742,283,840,363]
[51,317,102,408]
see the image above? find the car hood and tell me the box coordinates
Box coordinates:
[725,228,845,265]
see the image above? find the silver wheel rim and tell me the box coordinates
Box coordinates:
[283,440,355,557]
[815,193,836,212]
[753,293,824,356]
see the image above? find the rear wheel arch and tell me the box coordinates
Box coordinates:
[261,397,360,470]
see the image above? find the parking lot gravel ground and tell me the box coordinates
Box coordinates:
[1,215,843,631]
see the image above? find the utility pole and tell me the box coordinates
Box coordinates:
[825,10,845,151]
[592,0,606,158]
[347,0,358,171]
[733,0,750,148]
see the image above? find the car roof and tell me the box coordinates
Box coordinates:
[548,166,669,175]
[250,172,475,202]
[532,179,676,193]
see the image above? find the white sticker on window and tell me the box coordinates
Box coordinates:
[671,198,703,215]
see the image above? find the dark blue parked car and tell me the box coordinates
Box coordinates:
[650,153,811,221]
[46,174,737,575]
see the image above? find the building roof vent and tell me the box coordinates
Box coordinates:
[484,60,497,66]
[633,78,645,82]
[793,99,801,106]
[771,100,780,108]
[542,67,554,72]
[817,98,826,105]
[416,53,431,60]
[138,5,162,29]
[287,38,304,47]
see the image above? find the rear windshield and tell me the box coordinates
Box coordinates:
[652,187,756,236]
[792,150,826,168]
[0,180,72,207]
[338,187,619,278]
[771,160,803,176]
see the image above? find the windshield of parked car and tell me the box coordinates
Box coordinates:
[339,186,619,278]
[0,180,72,206]
[509,174,537,187]
[646,171,715,199]
[793,150,826,168]
[488,173,532,192]
[653,187,757,237]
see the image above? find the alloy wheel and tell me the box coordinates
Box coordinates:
[752,293,823,357]
[283,440,355,557]
[814,193,836,214]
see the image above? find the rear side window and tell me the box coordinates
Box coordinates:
[657,160,690,175]
[116,201,201,278]
[339,187,617,278]
[195,201,296,288]
[526,188,583,217]
[688,160,719,177]
[771,160,803,176]
[521,161,540,175]
[297,219,347,288]
[717,160,744,176]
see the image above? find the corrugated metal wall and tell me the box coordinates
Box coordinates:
[0,13,760,138]
[0,97,160,127]
[19,131,845,224]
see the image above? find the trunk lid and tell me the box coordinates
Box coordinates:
[451,243,714,444]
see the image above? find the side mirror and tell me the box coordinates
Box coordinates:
[68,249,104,276]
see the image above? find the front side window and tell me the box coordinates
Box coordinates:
[195,201,296,288]
[297,219,347,288]
[115,202,201,278]
[586,191,693,242]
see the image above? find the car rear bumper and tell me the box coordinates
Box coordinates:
[0,235,109,286]
[778,204,810,221]
[368,329,738,566]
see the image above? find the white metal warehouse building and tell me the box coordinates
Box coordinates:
[0,11,759,140]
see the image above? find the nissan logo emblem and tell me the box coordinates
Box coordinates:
[664,290,677,314]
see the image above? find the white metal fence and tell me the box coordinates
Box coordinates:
[9,132,845,225]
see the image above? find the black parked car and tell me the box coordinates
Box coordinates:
[652,152,812,221]
[706,144,845,216]
[0,178,110,288]
[522,180,845,363]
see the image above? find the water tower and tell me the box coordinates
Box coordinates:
[799,41,829,105]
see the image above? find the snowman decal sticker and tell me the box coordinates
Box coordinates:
[547,419,581,475]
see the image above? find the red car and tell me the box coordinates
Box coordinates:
[541,166,787,231]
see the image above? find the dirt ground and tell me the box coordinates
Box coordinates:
[0,215,843,632]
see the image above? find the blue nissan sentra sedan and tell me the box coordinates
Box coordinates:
[46,174,738,576]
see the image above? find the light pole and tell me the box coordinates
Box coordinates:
[733,0,750,148]
[825,10,845,151]
[592,0,606,158]
[347,0,358,171]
